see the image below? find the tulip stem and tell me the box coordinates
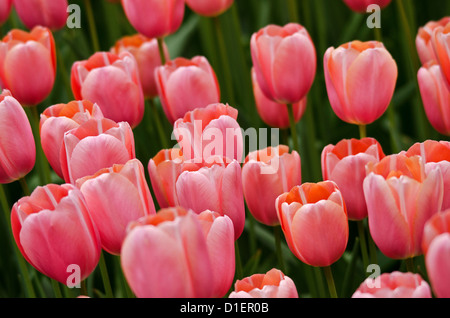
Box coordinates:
[99,252,114,298]
[358,124,367,139]
[157,37,167,65]
[287,103,300,153]
[19,178,30,196]
[235,241,244,280]
[356,220,370,273]
[52,279,62,298]
[405,257,415,273]
[84,0,100,52]
[274,226,286,274]
[322,266,338,298]
[148,99,169,149]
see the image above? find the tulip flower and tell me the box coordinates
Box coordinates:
[71,51,145,128]
[422,209,450,255]
[416,17,450,65]
[172,103,242,163]
[10,183,101,285]
[60,118,135,184]
[276,181,349,267]
[40,100,104,180]
[76,159,156,255]
[431,21,450,87]
[229,268,298,298]
[147,148,184,209]
[352,271,432,298]
[155,56,221,124]
[121,0,185,39]
[176,156,245,240]
[251,68,306,128]
[0,90,35,183]
[425,233,450,298]
[323,40,398,125]
[0,0,12,25]
[111,34,170,99]
[13,0,68,30]
[186,0,233,17]
[321,137,385,220]
[405,140,450,211]
[250,23,316,105]
[363,154,443,259]
[417,61,450,135]
[0,26,56,106]
[121,207,234,298]
[242,145,301,226]
[342,0,392,13]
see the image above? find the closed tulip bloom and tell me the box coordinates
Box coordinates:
[176,157,245,240]
[40,100,104,180]
[422,209,450,255]
[251,23,316,104]
[251,68,306,128]
[405,140,450,211]
[321,137,385,220]
[342,0,392,13]
[71,51,145,128]
[0,26,56,106]
[147,148,184,209]
[352,271,432,298]
[324,40,398,125]
[229,268,298,298]
[11,183,101,285]
[425,233,450,298]
[60,118,135,184]
[0,0,12,25]
[432,21,450,87]
[276,181,349,267]
[76,159,156,255]
[416,17,450,65]
[363,154,443,259]
[121,207,216,298]
[242,145,301,226]
[0,90,35,183]
[186,0,233,17]
[173,103,242,163]
[121,0,185,39]
[111,34,170,99]
[417,62,450,135]
[13,0,68,30]
[155,56,220,124]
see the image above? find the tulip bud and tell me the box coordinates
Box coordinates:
[431,21,450,88]
[0,0,12,25]
[186,0,233,17]
[342,0,392,13]
[13,0,68,30]
[416,17,450,65]
[425,233,450,298]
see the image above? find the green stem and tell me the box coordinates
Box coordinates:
[367,230,378,265]
[19,178,30,196]
[84,0,100,52]
[52,279,63,298]
[274,226,286,274]
[405,257,415,273]
[148,99,169,149]
[323,266,338,298]
[157,37,167,65]
[235,241,243,280]
[99,252,114,298]
[287,103,299,153]
[357,220,370,273]
[358,124,367,139]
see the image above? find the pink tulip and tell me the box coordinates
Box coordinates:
[432,21,450,87]
[60,117,135,184]
[422,209,450,255]
[71,51,145,128]
[40,100,104,180]
[176,157,245,240]
[0,0,12,25]
[0,26,56,106]
[352,271,432,298]
[155,56,220,124]
[121,207,234,298]
[76,159,156,255]
[121,0,185,39]
[405,140,450,211]
[417,61,450,135]
[13,0,68,30]
[111,34,170,99]
[250,23,316,104]
[251,67,306,128]
[321,137,385,220]
[425,233,450,298]
[173,103,243,163]
[11,183,101,285]
[276,181,349,267]
[363,154,443,259]
[242,145,301,226]
[0,90,35,183]
[342,0,392,13]
[416,17,450,65]
[324,40,398,125]
[229,268,298,298]
[186,0,233,17]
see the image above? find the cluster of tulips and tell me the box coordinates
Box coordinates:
[0,0,449,299]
